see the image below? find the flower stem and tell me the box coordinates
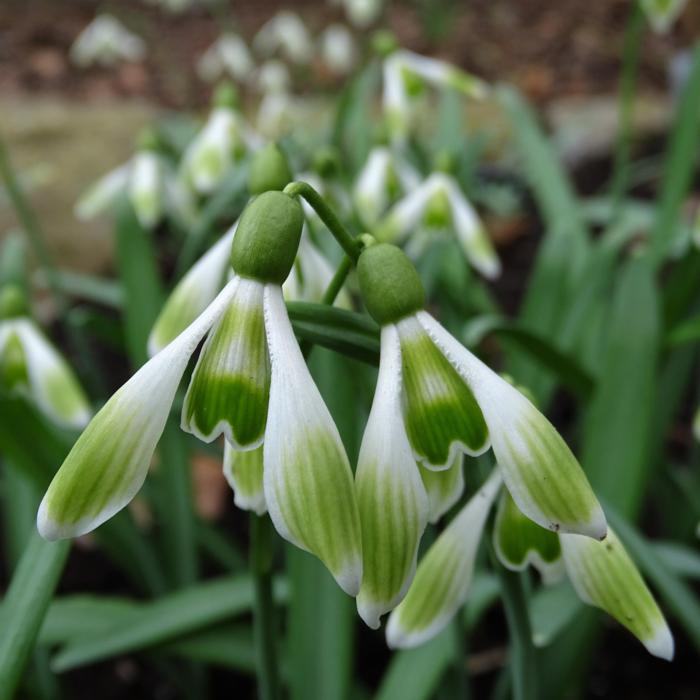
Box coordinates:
[250,513,280,700]
[322,255,353,305]
[490,546,538,700]
[283,181,361,262]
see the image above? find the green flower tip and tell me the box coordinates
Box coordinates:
[372,30,398,57]
[230,190,304,284]
[312,147,341,179]
[248,143,293,195]
[0,284,28,319]
[357,243,425,325]
[136,127,161,153]
[213,81,239,109]
[433,150,456,175]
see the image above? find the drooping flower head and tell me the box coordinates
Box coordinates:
[38,191,363,595]
[198,33,256,85]
[318,24,357,76]
[640,0,688,34]
[70,14,145,68]
[353,242,605,626]
[253,11,314,65]
[0,285,91,430]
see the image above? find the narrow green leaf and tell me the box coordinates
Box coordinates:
[51,576,288,672]
[36,269,123,309]
[653,541,700,579]
[665,314,700,347]
[0,533,70,700]
[529,581,582,648]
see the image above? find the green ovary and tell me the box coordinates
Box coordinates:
[400,330,488,466]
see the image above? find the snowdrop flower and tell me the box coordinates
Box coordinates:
[353,145,420,228]
[334,0,383,28]
[76,137,195,230]
[0,285,90,430]
[353,242,606,626]
[318,24,357,75]
[224,442,266,516]
[388,468,673,659]
[386,470,502,647]
[39,192,363,594]
[256,60,292,94]
[641,0,687,34]
[198,33,255,84]
[253,11,313,65]
[379,172,501,279]
[382,49,487,143]
[70,15,145,68]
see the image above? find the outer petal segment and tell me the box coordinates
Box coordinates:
[560,528,674,660]
[262,285,362,596]
[37,279,239,540]
[355,324,429,628]
[416,311,607,540]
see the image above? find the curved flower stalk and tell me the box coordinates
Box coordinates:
[388,467,673,659]
[382,49,487,143]
[253,11,314,65]
[353,145,420,228]
[0,286,91,430]
[39,192,362,595]
[198,33,256,85]
[386,469,502,648]
[379,172,501,279]
[641,0,687,34]
[70,15,145,68]
[181,86,260,196]
[356,243,606,538]
[318,24,357,76]
[75,147,195,230]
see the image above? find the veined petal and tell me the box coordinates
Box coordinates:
[380,177,438,244]
[560,528,674,660]
[37,279,239,541]
[386,469,502,649]
[129,151,163,229]
[383,53,410,142]
[148,223,237,356]
[13,320,91,430]
[182,276,269,448]
[74,163,129,220]
[420,455,465,525]
[356,324,429,628]
[493,488,564,585]
[398,50,488,99]
[354,148,393,227]
[396,314,489,470]
[415,311,607,540]
[223,441,266,515]
[263,284,362,595]
[444,178,501,279]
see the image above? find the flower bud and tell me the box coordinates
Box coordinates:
[357,243,425,325]
[248,143,293,195]
[230,191,304,284]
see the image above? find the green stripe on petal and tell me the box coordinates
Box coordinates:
[397,315,489,469]
[356,325,429,628]
[263,285,362,596]
[15,320,91,430]
[386,470,501,649]
[148,224,236,356]
[0,327,29,392]
[420,455,465,524]
[223,441,266,515]
[182,276,270,448]
[493,488,563,584]
[37,279,239,540]
[416,311,607,540]
[560,528,674,660]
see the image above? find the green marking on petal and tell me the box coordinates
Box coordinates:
[0,331,29,392]
[150,284,200,351]
[420,455,464,524]
[183,281,270,447]
[223,442,266,515]
[493,489,562,583]
[561,528,674,659]
[43,366,90,423]
[398,317,488,468]
[423,188,452,229]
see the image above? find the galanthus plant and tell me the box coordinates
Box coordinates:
[70,14,145,68]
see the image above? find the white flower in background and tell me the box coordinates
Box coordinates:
[332,0,383,28]
[181,89,260,195]
[353,243,606,627]
[256,60,292,94]
[318,24,357,75]
[382,49,487,143]
[253,61,296,138]
[198,33,255,84]
[353,145,420,228]
[253,11,314,65]
[75,146,195,230]
[70,15,146,68]
[641,0,688,34]
[38,192,363,595]
[0,286,90,430]
[379,172,501,279]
